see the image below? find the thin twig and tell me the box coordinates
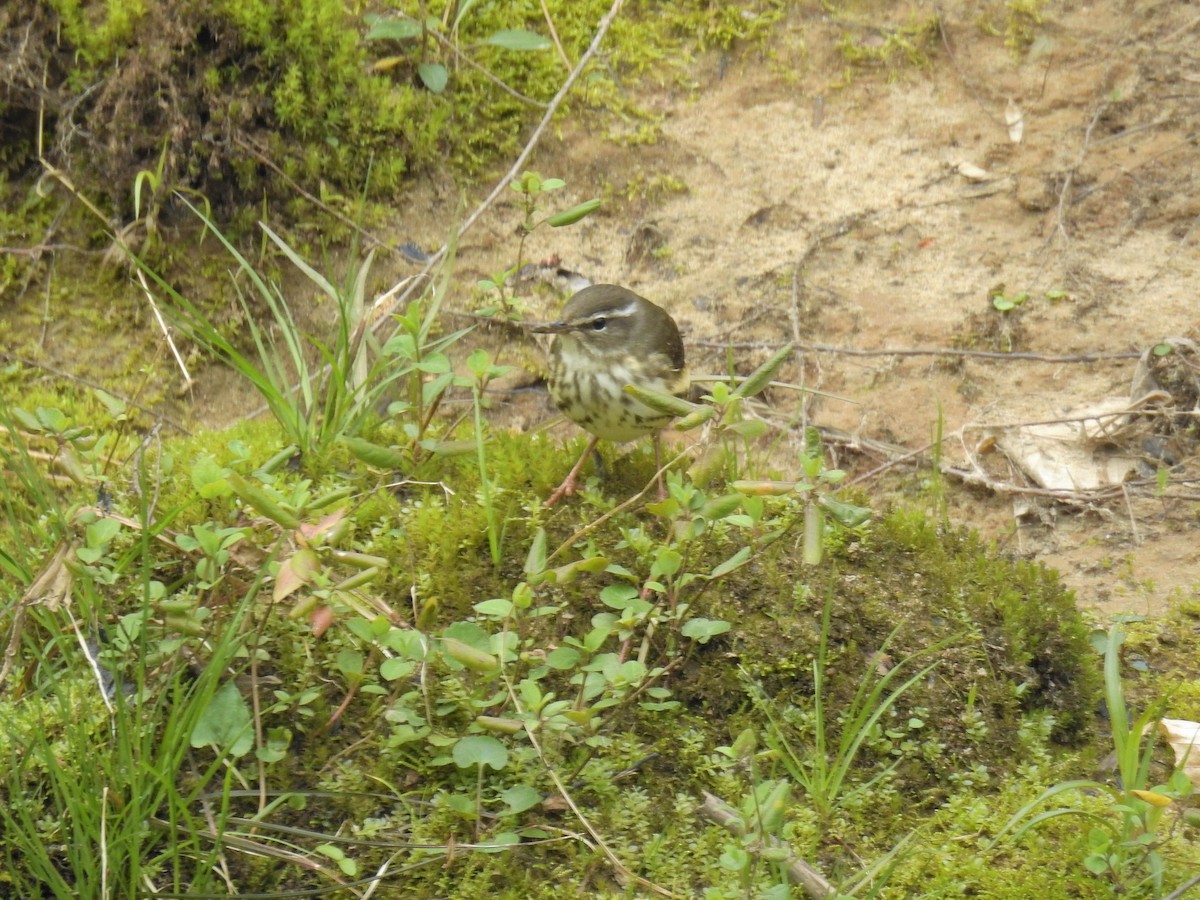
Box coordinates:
[692,340,1141,363]
[501,667,677,897]
[1055,101,1109,242]
[1164,871,1200,900]
[67,606,114,715]
[699,792,835,898]
[539,0,573,70]
[788,261,804,347]
[135,267,192,391]
[546,443,689,564]
[847,439,939,486]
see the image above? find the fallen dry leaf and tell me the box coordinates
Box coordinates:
[1157,718,1200,785]
[1006,99,1024,143]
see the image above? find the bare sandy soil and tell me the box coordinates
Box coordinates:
[190,2,1200,616]
[480,2,1200,616]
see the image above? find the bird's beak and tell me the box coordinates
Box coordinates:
[528,320,571,335]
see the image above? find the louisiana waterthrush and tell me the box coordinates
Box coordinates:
[531,284,688,507]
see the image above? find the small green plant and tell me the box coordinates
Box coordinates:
[466,347,514,565]
[984,285,1030,352]
[991,290,1028,313]
[476,171,601,320]
[130,140,212,252]
[147,200,473,465]
[363,8,552,97]
[992,624,1194,896]
[744,591,945,825]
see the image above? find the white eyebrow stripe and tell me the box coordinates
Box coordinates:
[589,301,638,319]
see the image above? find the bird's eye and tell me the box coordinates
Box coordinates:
[590,317,607,331]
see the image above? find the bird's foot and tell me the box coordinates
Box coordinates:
[542,475,579,508]
[543,437,600,508]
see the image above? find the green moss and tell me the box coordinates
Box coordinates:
[1122,593,1200,721]
[9,0,798,224]
[0,395,1154,896]
[834,11,940,79]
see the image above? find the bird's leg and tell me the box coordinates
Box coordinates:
[591,445,607,481]
[543,435,601,508]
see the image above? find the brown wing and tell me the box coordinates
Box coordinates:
[648,302,686,374]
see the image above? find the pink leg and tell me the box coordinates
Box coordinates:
[543,435,601,508]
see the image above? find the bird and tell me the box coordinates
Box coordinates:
[530,284,688,507]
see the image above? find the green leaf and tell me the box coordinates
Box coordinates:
[651,548,682,579]
[10,406,42,432]
[681,618,731,643]
[473,597,513,618]
[475,715,523,734]
[817,494,872,527]
[623,384,698,417]
[37,407,68,432]
[600,584,640,610]
[452,0,478,30]
[719,846,750,872]
[609,659,648,685]
[418,62,448,93]
[380,657,414,680]
[342,436,408,469]
[442,637,499,673]
[191,456,232,499]
[382,629,429,660]
[441,792,477,816]
[94,389,127,419]
[803,502,824,565]
[76,547,104,564]
[481,832,522,852]
[452,735,508,770]
[85,517,121,549]
[698,494,743,521]
[676,404,718,430]
[710,546,751,578]
[315,843,358,876]
[485,28,550,50]
[364,17,423,41]
[226,472,299,529]
[1083,853,1110,875]
[524,527,547,575]
[731,343,793,400]
[725,419,766,439]
[257,727,292,764]
[336,648,364,678]
[500,784,541,815]
[545,647,581,669]
[547,199,601,227]
[191,680,253,758]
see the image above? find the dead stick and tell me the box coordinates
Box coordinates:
[699,791,835,898]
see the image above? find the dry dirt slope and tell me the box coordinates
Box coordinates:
[442,1,1199,615]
